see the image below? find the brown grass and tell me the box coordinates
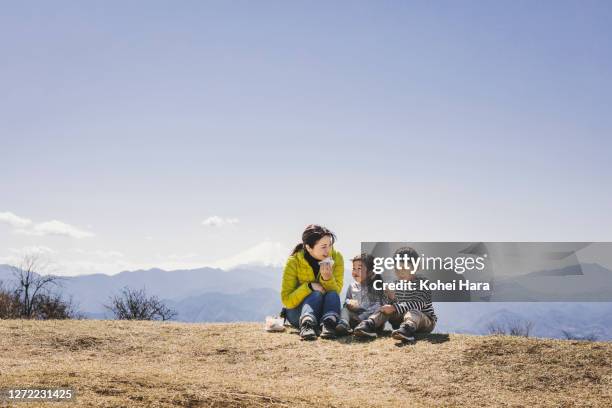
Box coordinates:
[0,320,610,407]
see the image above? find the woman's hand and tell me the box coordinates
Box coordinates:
[311,282,326,293]
[319,262,333,281]
[380,305,396,315]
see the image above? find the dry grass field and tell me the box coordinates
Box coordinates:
[0,320,610,407]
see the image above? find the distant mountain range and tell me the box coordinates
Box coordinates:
[435,302,612,340]
[0,264,285,321]
[1,263,611,340]
[491,263,612,301]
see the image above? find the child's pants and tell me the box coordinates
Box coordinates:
[340,306,363,328]
[369,309,435,333]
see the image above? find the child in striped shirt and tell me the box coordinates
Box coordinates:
[354,247,437,343]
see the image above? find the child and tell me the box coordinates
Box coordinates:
[354,247,437,343]
[335,253,384,336]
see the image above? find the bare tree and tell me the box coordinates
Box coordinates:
[9,253,64,319]
[105,287,177,321]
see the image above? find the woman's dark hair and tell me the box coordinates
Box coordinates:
[291,224,337,255]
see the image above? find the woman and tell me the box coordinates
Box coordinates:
[281,224,344,340]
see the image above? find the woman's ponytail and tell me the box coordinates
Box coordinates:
[291,243,304,255]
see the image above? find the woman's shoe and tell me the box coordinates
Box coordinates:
[300,319,317,341]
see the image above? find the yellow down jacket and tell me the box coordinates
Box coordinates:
[280,248,344,309]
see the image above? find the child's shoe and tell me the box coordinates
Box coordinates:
[320,318,337,339]
[392,324,416,344]
[335,320,351,336]
[354,319,377,339]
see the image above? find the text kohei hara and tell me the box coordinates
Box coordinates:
[374,279,490,291]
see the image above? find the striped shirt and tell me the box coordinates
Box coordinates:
[391,275,437,322]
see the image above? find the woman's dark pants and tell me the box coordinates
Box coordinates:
[286,291,341,328]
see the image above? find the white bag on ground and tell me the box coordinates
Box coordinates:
[264,316,286,332]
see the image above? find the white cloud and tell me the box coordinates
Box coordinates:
[157,253,199,261]
[0,211,95,239]
[202,216,239,227]
[2,248,133,276]
[70,248,124,258]
[213,241,289,270]
[9,245,57,256]
[1,241,290,276]
[55,259,139,276]
[16,219,95,239]
[55,257,210,276]
[1,246,59,274]
[0,212,33,229]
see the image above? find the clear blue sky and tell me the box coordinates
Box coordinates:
[1,1,611,275]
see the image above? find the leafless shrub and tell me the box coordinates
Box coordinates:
[32,293,82,320]
[1,280,78,320]
[487,319,534,337]
[486,322,507,335]
[508,320,533,337]
[105,287,177,321]
[561,330,598,342]
[0,281,21,319]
